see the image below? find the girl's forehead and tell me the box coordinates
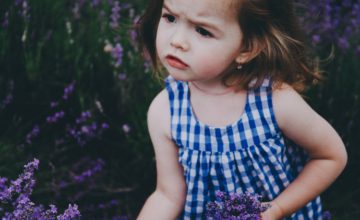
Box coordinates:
[163,0,238,20]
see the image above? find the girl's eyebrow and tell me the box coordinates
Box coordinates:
[162,3,222,33]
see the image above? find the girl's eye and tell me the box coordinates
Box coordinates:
[162,14,176,23]
[195,27,213,37]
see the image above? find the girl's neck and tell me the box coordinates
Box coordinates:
[190,81,235,96]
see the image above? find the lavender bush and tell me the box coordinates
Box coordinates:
[296,0,360,54]
[0,0,359,219]
[205,191,269,220]
[0,159,80,219]
[0,0,150,218]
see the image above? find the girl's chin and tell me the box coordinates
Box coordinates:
[167,72,192,82]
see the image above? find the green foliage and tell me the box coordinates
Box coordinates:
[0,0,160,218]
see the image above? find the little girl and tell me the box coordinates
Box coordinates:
[136,0,347,219]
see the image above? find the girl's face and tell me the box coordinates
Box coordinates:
[156,0,244,84]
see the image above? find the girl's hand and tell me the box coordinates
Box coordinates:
[261,201,284,220]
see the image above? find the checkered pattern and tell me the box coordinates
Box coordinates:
[165,76,323,220]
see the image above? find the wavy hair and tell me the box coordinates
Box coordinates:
[136,0,321,92]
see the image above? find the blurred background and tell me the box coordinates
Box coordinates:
[0,0,359,219]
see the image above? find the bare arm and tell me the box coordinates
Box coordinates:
[262,85,348,219]
[137,89,186,220]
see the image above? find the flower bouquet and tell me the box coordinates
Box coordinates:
[205,190,270,220]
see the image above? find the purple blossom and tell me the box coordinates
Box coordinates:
[323,210,331,220]
[67,111,109,147]
[91,0,101,8]
[62,81,76,100]
[50,101,59,108]
[298,0,360,54]
[26,125,40,144]
[76,111,92,124]
[129,27,137,43]
[73,159,105,183]
[118,73,127,80]
[0,159,81,219]
[110,1,121,28]
[337,37,350,50]
[312,34,321,45]
[101,122,109,129]
[0,158,38,204]
[15,0,30,22]
[47,110,66,124]
[0,177,7,191]
[205,191,270,220]
[111,43,123,67]
[128,15,140,49]
[57,204,81,220]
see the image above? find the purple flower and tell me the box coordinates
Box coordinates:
[111,43,123,67]
[14,0,30,22]
[72,159,105,183]
[298,0,359,54]
[110,1,121,28]
[312,35,321,45]
[62,81,76,100]
[57,204,81,220]
[91,0,101,8]
[118,73,127,80]
[323,210,331,220]
[0,159,81,219]
[101,122,109,129]
[46,111,66,124]
[50,101,59,108]
[26,125,40,144]
[76,110,92,124]
[337,37,349,50]
[206,191,270,220]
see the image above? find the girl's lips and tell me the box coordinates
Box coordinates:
[165,55,188,70]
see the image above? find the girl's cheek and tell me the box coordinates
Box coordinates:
[155,26,165,52]
[155,34,165,60]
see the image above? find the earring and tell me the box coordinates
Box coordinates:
[236,64,243,70]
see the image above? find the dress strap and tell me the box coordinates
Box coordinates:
[247,77,281,136]
[164,76,188,147]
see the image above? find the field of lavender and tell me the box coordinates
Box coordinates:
[0,0,359,219]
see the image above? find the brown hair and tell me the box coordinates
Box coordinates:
[136,0,321,92]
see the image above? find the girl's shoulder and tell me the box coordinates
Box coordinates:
[271,82,317,131]
[147,89,172,139]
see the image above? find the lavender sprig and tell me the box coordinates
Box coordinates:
[206,191,270,220]
[0,159,81,219]
[110,1,121,28]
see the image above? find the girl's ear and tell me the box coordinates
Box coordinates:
[235,41,263,64]
[235,52,252,64]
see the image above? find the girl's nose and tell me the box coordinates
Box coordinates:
[170,29,189,51]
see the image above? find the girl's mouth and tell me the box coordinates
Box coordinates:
[165,55,188,70]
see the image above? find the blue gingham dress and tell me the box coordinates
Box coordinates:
[165,76,323,220]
